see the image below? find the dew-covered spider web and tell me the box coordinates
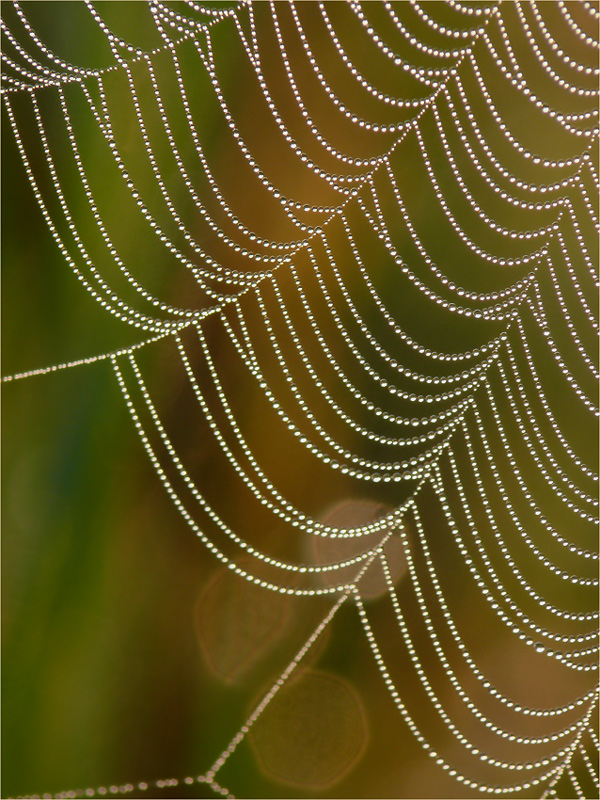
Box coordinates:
[1,1,599,798]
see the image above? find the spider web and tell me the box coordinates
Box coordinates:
[1,1,598,798]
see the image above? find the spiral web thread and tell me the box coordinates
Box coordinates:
[1,1,599,797]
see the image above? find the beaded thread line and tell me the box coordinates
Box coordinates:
[111,312,596,788]
[356,586,597,795]
[447,438,598,627]
[411,504,598,719]
[4,0,584,338]
[2,1,508,342]
[2,2,598,798]
[0,4,219,93]
[11,593,348,800]
[495,356,598,514]
[482,376,599,523]
[375,554,581,772]
[382,529,592,743]
[431,467,597,671]
[129,351,403,572]
[440,452,597,660]
[2,0,596,656]
[465,408,597,590]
